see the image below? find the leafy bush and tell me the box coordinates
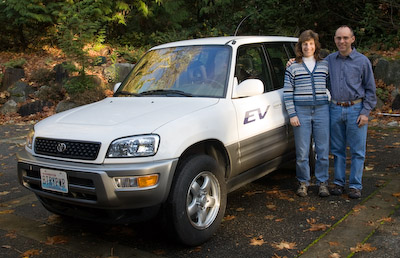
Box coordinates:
[3,58,26,68]
[115,46,146,64]
[64,76,98,95]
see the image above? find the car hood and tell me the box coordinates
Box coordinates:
[34,97,219,141]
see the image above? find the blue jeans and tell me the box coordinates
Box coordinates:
[293,105,330,185]
[330,102,368,190]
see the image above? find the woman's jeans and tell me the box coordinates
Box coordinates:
[330,102,367,190]
[293,105,330,185]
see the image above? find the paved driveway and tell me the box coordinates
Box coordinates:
[1,124,399,258]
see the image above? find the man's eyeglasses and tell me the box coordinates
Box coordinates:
[334,36,352,41]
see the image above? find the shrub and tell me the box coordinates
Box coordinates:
[3,58,26,68]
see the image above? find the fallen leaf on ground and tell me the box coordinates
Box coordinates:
[45,235,68,245]
[271,241,297,250]
[223,215,236,221]
[329,241,340,246]
[265,215,275,220]
[329,253,341,258]
[393,192,400,197]
[5,230,17,239]
[244,190,264,196]
[0,191,10,196]
[377,217,393,223]
[21,249,40,257]
[0,209,14,214]
[153,249,167,255]
[236,207,245,212]
[352,205,367,212]
[304,223,330,232]
[350,243,377,253]
[266,204,277,210]
[250,236,265,246]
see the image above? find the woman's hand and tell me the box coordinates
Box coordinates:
[290,116,301,127]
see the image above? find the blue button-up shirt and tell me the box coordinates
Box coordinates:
[325,48,377,116]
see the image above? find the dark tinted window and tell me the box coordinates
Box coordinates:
[264,44,290,89]
[235,44,273,92]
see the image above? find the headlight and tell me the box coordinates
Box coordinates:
[26,129,35,149]
[106,135,160,158]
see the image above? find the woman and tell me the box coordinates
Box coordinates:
[283,30,330,197]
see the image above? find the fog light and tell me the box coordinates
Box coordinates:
[114,177,137,188]
[113,174,159,189]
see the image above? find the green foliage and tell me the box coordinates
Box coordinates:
[115,46,146,64]
[57,0,113,74]
[63,75,106,105]
[0,0,399,52]
[63,75,97,95]
[3,58,27,68]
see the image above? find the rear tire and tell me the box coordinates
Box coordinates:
[166,155,226,246]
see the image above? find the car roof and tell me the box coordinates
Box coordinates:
[150,36,298,50]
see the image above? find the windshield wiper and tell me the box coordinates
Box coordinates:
[114,91,142,97]
[140,89,193,97]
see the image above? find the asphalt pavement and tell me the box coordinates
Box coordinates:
[0,122,399,258]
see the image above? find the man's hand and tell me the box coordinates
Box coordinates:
[290,116,301,127]
[286,58,295,68]
[357,114,368,127]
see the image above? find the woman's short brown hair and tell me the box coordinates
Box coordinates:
[295,30,322,63]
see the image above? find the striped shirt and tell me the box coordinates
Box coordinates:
[283,60,329,118]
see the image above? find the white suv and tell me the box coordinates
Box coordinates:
[18,36,297,246]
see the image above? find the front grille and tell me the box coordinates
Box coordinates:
[35,137,101,160]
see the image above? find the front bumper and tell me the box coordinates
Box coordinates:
[17,150,178,210]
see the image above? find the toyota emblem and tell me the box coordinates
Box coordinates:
[57,143,67,152]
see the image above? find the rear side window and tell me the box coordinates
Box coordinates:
[235,44,273,93]
[264,44,290,89]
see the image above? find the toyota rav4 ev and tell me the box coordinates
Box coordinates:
[18,36,298,246]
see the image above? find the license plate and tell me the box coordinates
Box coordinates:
[40,169,68,193]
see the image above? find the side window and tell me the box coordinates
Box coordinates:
[235,45,273,92]
[264,44,290,89]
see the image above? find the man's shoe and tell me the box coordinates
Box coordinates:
[318,182,330,197]
[330,184,344,196]
[296,182,308,197]
[348,188,361,199]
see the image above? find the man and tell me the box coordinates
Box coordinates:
[326,25,377,199]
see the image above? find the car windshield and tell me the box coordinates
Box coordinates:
[116,45,231,98]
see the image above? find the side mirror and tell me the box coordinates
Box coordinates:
[232,79,264,98]
[113,82,122,93]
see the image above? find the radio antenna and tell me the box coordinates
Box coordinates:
[234,14,251,36]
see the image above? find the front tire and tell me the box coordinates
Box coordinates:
[167,155,226,246]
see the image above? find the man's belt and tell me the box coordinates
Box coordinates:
[331,99,362,107]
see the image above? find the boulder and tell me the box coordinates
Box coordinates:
[18,101,53,116]
[1,67,25,91]
[392,94,400,111]
[54,63,69,83]
[0,100,18,114]
[374,59,400,88]
[8,81,32,103]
